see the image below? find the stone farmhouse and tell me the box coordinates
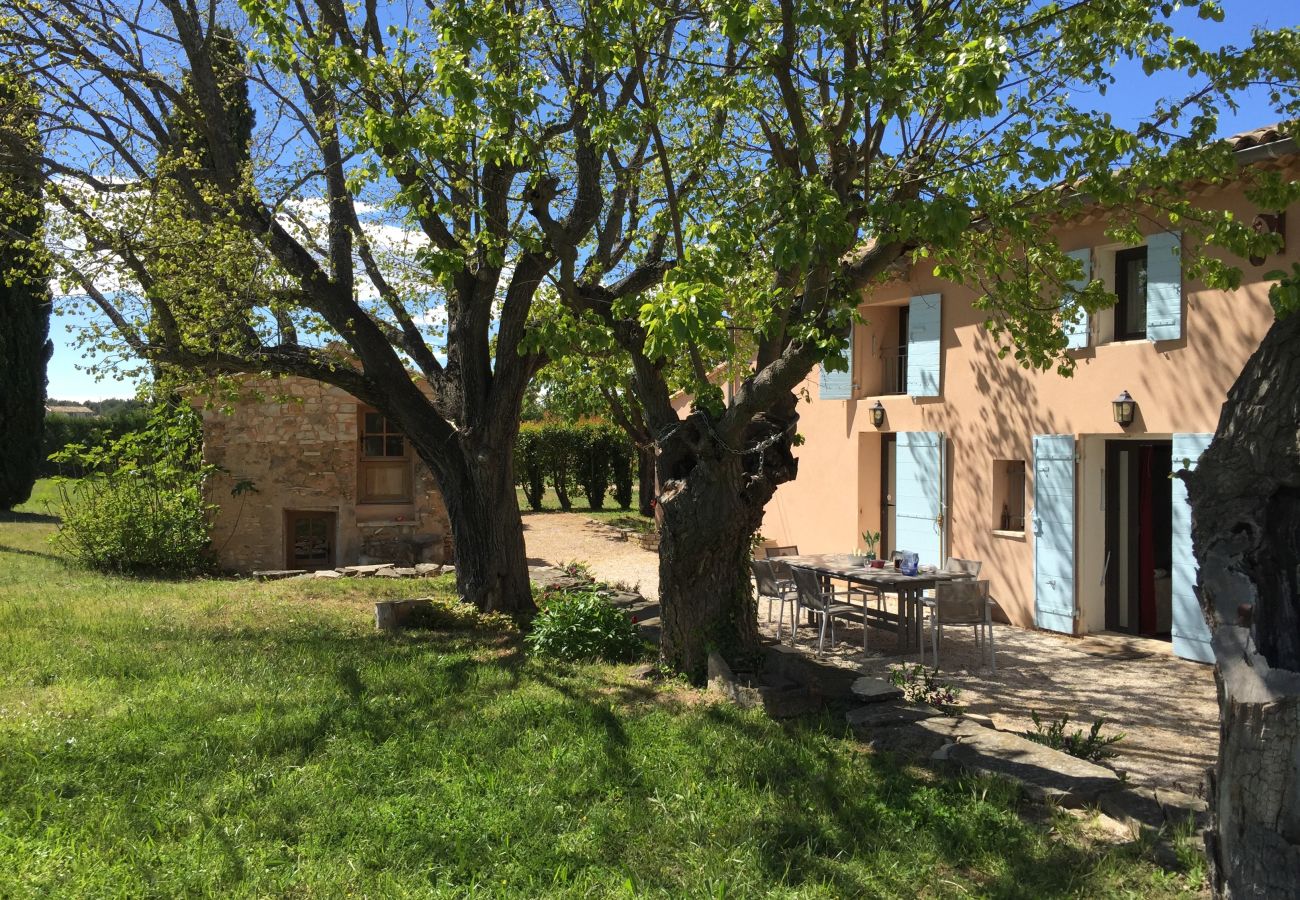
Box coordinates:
[202,377,452,573]
[761,126,1298,664]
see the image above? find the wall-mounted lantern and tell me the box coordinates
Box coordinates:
[1112,390,1137,427]
[870,400,886,428]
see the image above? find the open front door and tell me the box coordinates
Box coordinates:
[1034,434,1076,633]
[894,431,945,567]
[1171,434,1214,663]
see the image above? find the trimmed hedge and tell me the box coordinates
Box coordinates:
[516,422,634,511]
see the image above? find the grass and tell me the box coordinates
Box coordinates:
[0,482,1202,897]
[517,486,655,533]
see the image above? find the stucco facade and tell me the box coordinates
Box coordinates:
[203,377,452,572]
[762,149,1298,661]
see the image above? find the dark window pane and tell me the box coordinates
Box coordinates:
[364,412,383,434]
[363,436,384,457]
[1124,256,1147,335]
[385,435,405,457]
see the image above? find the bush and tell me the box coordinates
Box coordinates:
[1024,712,1125,762]
[515,421,635,512]
[50,402,215,576]
[888,664,963,714]
[404,598,519,633]
[40,406,149,477]
[525,589,645,662]
[515,426,546,510]
[605,425,635,511]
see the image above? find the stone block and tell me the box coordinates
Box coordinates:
[1097,788,1165,834]
[374,598,432,632]
[1154,786,1209,828]
[850,676,904,703]
[312,569,343,579]
[846,701,942,733]
[943,726,1123,807]
[341,564,395,576]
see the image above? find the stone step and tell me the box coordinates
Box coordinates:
[850,676,904,704]
[924,718,1123,807]
[253,569,307,581]
[846,701,942,732]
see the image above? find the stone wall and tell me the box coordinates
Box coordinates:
[202,377,452,572]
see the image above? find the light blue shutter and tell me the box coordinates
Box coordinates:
[906,293,941,397]
[894,431,944,567]
[1033,434,1075,634]
[818,337,853,400]
[1062,248,1091,349]
[1146,231,1182,342]
[1171,433,1214,663]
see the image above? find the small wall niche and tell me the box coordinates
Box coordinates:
[992,459,1027,534]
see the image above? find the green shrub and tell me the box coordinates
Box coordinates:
[525,589,645,662]
[515,426,546,510]
[1024,711,1125,762]
[608,426,634,511]
[516,421,634,512]
[405,598,519,633]
[575,425,611,510]
[888,664,963,714]
[50,402,215,576]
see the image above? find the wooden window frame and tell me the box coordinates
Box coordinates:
[358,407,413,505]
[1114,246,1148,341]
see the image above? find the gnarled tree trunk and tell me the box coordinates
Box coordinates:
[638,445,656,518]
[1186,310,1300,899]
[656,404,799,680]
[419,431,534,615]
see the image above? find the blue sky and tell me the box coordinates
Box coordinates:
[45,0,1297,401]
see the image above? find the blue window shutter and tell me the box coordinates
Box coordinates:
[1033,434,1075,634]
[1062,248,1091,349]
[894,431,944,567]
[1146,231,1182,342]
[1171,433,1214,663]
[818,334,853,400]
[906,293,941,397]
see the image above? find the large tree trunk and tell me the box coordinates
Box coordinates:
[432,445,535,615]
[1186,310,1300,899]
[656,404,799,680]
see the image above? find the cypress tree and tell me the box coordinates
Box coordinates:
[0,72,52,510]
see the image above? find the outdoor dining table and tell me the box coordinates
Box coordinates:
[771,554,963,653]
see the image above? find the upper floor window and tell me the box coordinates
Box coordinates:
[359,409,412,504]
[1114,246,1148,341]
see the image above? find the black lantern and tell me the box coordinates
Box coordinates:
[1112,390,1136,427]
[870,400,886,428]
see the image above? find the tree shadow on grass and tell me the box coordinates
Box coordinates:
[0,510,60,524]
[0,542,64,562]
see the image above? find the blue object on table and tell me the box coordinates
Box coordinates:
[900,551,919,576]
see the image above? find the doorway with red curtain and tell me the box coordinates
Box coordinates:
[1104,440,1173,638]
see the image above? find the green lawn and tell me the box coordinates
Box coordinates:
[0,483,1200,896]
[517,487,655,533]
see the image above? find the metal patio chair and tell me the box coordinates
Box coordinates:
[790,565,863,657]
[924,579,995,671]
[751,558,798,639]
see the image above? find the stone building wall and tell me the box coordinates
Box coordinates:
[202,377,452,572]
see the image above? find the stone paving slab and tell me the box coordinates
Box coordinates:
[938,724,1123,807]
[851,676,904,703]
[846,701,941,730]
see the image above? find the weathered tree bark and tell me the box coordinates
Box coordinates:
[656,405,799,680]
[436,456,533,614]
[1186,309,1300,899]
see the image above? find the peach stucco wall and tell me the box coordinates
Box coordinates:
[762,172,1298,630]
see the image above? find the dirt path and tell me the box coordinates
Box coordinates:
[522,511,661,600]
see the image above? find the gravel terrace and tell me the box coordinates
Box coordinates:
[520,512,1218,793]
[521,511,661,600]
